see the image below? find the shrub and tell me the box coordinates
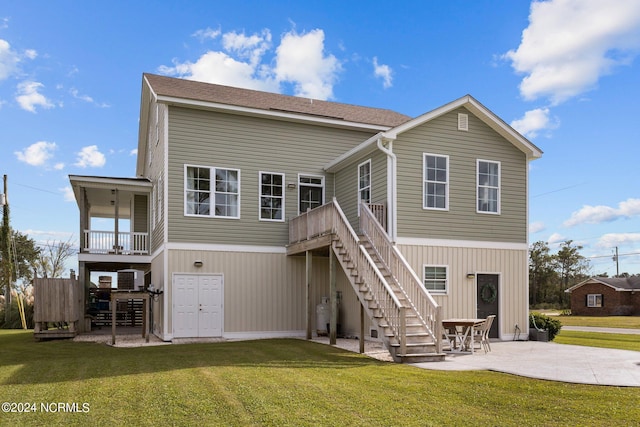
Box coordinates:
[530,312,562,341]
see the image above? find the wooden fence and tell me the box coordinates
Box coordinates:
[33,275,82,339]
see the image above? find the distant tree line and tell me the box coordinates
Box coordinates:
[529,239,639,308]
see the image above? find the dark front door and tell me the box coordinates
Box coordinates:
[477,274,499,338]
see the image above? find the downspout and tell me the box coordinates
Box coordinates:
[377,136,397,243]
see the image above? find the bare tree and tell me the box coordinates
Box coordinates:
[36,237,75,278]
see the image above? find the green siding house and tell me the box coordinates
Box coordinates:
[70,73,541,362]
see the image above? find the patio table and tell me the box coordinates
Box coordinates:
[442,318,486,354]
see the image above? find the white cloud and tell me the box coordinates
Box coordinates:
[24,49,37,60]
[563,198,640,227]
[193,27,221,42]
[275,29,340,99]
[16,81,55,112]
[223,29,272,65]
[372,57,393,89]
[129,148,138,156]
[504,0,640,104]
[547,232,566,246]
[75,145,106,168]
[529,221,546,234]
[160,27,342,100]
[69,88,110,108]
[596,232,640,248]
[61,186,75,202]
[0,39,19,80]
[14,141,57,166]
[54,162,65,170]
[510,107,558,138]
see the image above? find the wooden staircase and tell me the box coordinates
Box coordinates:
[288,198,444,363]
[329,201,444,363]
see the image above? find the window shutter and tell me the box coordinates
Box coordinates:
[601,294,604,306]
[458,113,468,131]
[585,294,588,306]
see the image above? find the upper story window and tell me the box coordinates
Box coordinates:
[423,154,449,210]
[587,294,603,307]
[185,165,240,218]
[299,175,324,214]
[259,172,284,222]
[358,160,371,214]
[423,265,448,294]
[477,160,500,214]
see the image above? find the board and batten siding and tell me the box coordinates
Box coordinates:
[334,150,388,230]
[399,243,528,339]
[395,107,528,243]
[164,250,370,337]
[165,107,377,246]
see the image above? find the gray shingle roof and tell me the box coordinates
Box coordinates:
[144,73,411,128]
[596,276,640,290]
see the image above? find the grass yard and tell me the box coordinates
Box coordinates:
[556,315,640,329]
[1,331,639,426]
[535,311,640,329]
[555,330,640,352]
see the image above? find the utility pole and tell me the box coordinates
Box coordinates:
[612,246,619,277]
[2,174,11,324]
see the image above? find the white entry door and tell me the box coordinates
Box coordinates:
[173,274,223,338]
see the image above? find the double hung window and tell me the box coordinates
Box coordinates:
[477,160,500,214]
[259,172,284,221]
[587,294,603,307]
[423,265,448,294]
[423,154,448,210]
[185,165,240,218]
[358,160,371,213]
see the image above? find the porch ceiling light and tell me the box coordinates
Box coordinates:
[194,260,203,267]
[287,182,296,189]
[466,273,475,279]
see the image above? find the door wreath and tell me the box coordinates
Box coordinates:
[480,282,497,304]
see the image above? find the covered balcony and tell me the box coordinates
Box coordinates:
[69,175,153,262]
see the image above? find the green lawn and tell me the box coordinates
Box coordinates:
[556,315,640,329]
[1,331,639,426]
[555,330,640,351]
[535,311,640,329]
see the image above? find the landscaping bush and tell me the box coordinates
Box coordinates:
[530,312,562,341]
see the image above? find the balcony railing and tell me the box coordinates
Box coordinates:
[82,230,149,255]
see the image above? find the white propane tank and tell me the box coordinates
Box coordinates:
[316,297,330,336]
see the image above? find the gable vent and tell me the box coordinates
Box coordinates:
[458,113,469,131]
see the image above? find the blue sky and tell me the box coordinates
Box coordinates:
[1,0,640,276]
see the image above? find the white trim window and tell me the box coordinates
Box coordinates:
[185,165,240,218]
[477,160,500,214]
[423,154,449,210]
[298,175,324,214]
[358,159,371,214]
[587,294,603,307]
[259,172,284,222]
[423,265,448,294]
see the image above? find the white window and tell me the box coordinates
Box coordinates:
[423,265,448,294]
[423,154,449,210]
[587,294,603,307]
[477,160,500,214]
[153,177,162,229]
[298,175,324,213]
[358,160,371,214]
[259,172,284,222]
[185,165,240,218]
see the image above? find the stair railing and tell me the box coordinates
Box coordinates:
[359,202,442,353]
[331,199,407,355]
